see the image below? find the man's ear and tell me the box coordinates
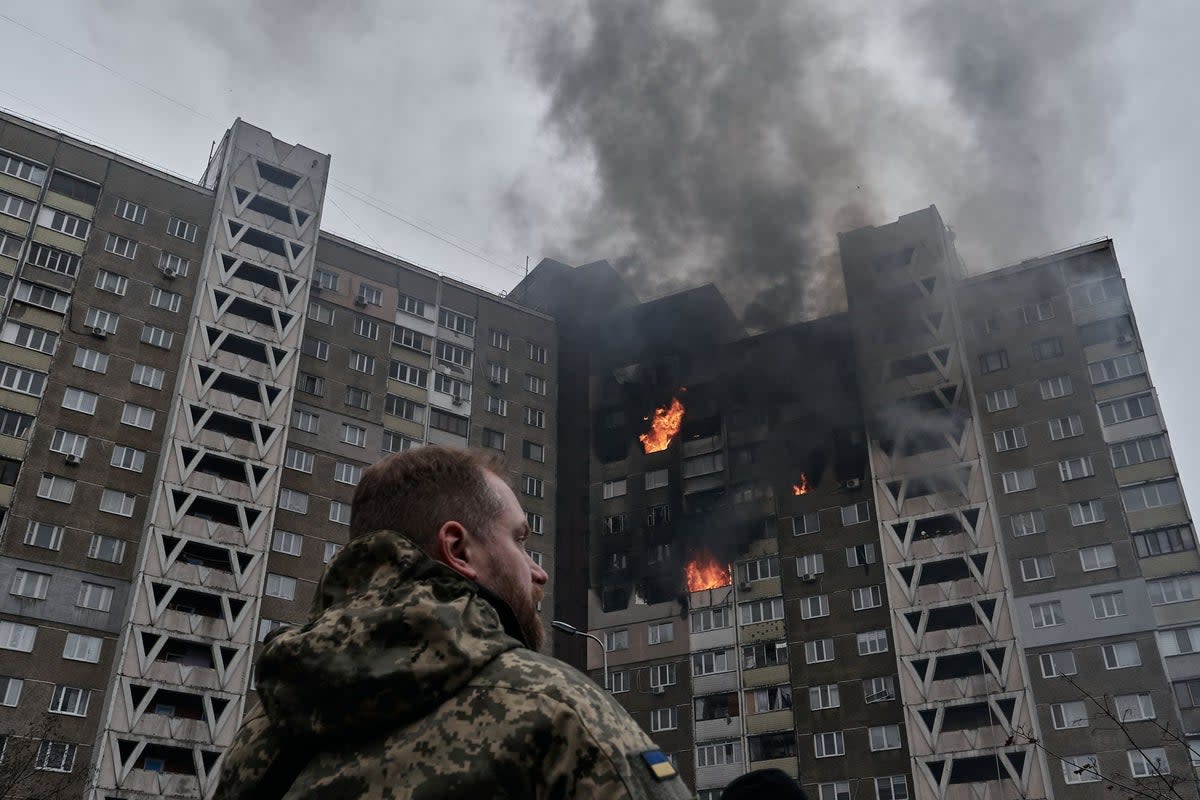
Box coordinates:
[435,520,479,582]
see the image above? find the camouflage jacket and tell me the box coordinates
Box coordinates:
[214,530,692,800]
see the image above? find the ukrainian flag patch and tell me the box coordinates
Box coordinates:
[641,749,677,781]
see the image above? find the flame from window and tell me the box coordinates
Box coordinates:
[685,549,732,592]
[639,397,685,454]
[792,473,810,496]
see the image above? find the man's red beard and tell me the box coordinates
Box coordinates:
[487,569,545,651]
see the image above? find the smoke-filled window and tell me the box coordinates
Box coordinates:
[1018,300,1056,325]
[978,349,1009,374]
[1031,337,1064,361]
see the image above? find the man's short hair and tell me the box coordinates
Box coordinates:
[350,446,508,556]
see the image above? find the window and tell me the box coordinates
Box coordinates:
[602,479,627,499]
[37,474,75,503]
[271,530,303,557]
[526,512,544,535]
[265,573,297,600]
[433,373,470,400]
[846,543,877,567]
[1090,353,1146,385]
[984,387,1018,412]
[744,641,788,669]
[649,707,678,732]
[0,676,22,707]
[0,191,35,222]
[430,306,474,336]
[313,268,339,290]
[131,364,165,389]
[435,341,472,368]
[809,684,840,710]
[0,151,46,185]
[647,622,674,645]
[696,741,739,767]
[344,386,371,410]
[490,329,510,350]
[814,731,845,758]
[1039,375,1073,399]
[609,671,630,694]
[15,281,69,313]
[35,741,76,773]
[284,447,315,473]
[1062,754,1100,784]
[801,595,829,619]
[72,347,107,373]
[1058,456,1094,482]
[1019,300,1055,324]
[385,395,425,423]
[805,638,834,663]
[519,441,545,463]
[1068,499,1105,526]
[103,234,137,260]
[1092,591,1127,619]
[1099,393,1156,426]
[691,649,731,676]
[429,409,469,437]
[88,534,126,564]
[1039,650,1077,678]
[1070,276,1124,307]
[84,308,120,335]
[1050,700,1088,729]
[739,597,784,625]
[979,349,1008,373]
[1048,414,1084,440]
[1110,434,1170,468]
[481,396,507,418]
[796,553,825,577]
[793,512,821,535]
[49,429,88,458]
[1079,544,1116,571]
[322,542,343,564]
[649,663,676,688]
[1128,748,1169,778]
[390,361,427,387]
[1134,525,1196,558]
[37,207,90,238]
[394,329,432,358]
[358,284,383,306]
[690,606,733,633]
[645,469,668,490]
[27,243,79,276]
[62,633,100,662]
[308,301,335,325]
[140,324,174,349]
[1031,601,1064,629]
[841,501,870,525]
[527,342,548,364]
[77,582,114,612]
[352,316,379,340]
[1123,479,1183,513]
[851,585,884,611]
[150,286,184,310]
[100,489,136,517]
[1031,336,1063,360]
[524,373,548,395]
[1001,469,1035,493]
[341,424,367,447]
[602,512,627,535]
[1102,641,1141,669]
[0,231,18,258]
[1147,575,1200,606]
[121,403,155,430]
[875,776,909,800]
[381,431,421,454]
[604,630,629,651]
[488,362,509,384]
[864,675,896,703]
[739,556,780,582]
[329,502,351,525]
[24,522,63,551]
[397,293,427,317]
[3,322,58,355]
[0,622,36,653]
[334,463,362,485]
[11,569,50,600]
[857,630,889,655]
[0,362,47,398]
[869,724,901,751]
[158,251,190,276]
[278,488,309,514]
[1017,557,1054,586]
[291,409,320,433]
[993,427,1027,452]
[1114,693,1155,722]
[167,216,198,242]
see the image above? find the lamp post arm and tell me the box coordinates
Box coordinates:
[580,631,609,691]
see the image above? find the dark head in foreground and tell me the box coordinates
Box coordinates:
[721,768,808,800]
[214,446,692,799]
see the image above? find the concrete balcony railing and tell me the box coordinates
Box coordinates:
[695,716,742,742]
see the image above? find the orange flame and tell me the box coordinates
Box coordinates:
[685,550,732,592]
[639,397,685,454]
[792,473,810,496]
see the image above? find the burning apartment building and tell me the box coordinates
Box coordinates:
[513,206,1200,800]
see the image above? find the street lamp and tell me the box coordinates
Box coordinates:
[552,620,608,691]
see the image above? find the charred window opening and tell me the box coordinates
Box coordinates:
[639,578,675,605]
[932,651,987,680]
[155,637,214,669]
[924,603,981,632]
[873,247,915,272]
[942,702,997,732]
[226,296,278,328]
[255,161,301,189]
[1078,314,1134,347]
[913,513,965,540]
[211,329,271,365]
[164,587,224,619]
[948,754,1008,784]
[888,353,938,381]
[136,742,199,775]
[918,557,973,585]
[193,406,256,443]
[601,586,629,613]
[176,493,241,527]
[193,451,251,483]
[147,688,207,720]
[169,537,235,573]
[748,732,796,761]
[695,692,739,721]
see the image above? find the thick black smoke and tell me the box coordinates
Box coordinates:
[520,0,1125,329]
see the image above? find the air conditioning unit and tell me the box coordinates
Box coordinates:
[452,397,465,407]
[65,453,81,466]
[160,266,178,280]
[354,295,368,307]
[90,327,108,339]
[799,573,817,583]
[739,581,753,592]
[1116,334,1134,345]
[650,686,666,696]
[844,478,862,490]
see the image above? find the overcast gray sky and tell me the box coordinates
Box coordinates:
[2,1,1197,504]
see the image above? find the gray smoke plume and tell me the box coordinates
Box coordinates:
[519,0,1126,329]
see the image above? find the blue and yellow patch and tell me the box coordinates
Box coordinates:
[641,749,677,781]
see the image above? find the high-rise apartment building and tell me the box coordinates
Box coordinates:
[0,110,557,799]
[517,206,1199,800]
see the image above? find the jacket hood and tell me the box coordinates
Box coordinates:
[255,529,524,739]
